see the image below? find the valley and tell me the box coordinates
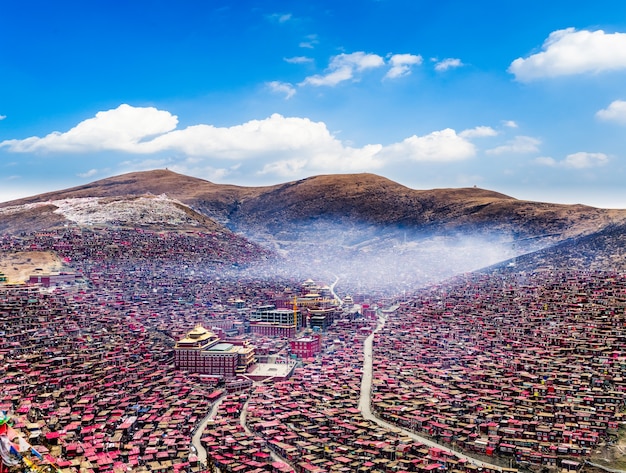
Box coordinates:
[1,171,625,473]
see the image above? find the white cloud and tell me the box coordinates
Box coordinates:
[77,169,99,178]
[2,108,353,159]
[284,56,313,64]
[459,126,497,138]
[299,34,319,49]
[267,13,292,23]
[385,53,423,79]
[0,115,6,120]
[534,156,557,166]
[509,28,626,81]
[0,104,482,181]
[260,128,477,178]
[596,100,626,124]
[486,136,541,155]
[563,152,608,168]
[267,81,296,99]
[378,129,476,162]
[140,114,353,159]
[534,152,608,168]
[0,104,178,153]
[301,52,385,86]
[434,58,463,72]
[502,120,518,128]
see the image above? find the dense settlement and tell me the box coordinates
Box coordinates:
[1,228,625,473]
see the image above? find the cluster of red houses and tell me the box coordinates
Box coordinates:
[371,270,626,467]
[0,285,222,472]
[198,392,293,473]
[2,228,626,472]
[0,229,297,472]
[0,229,367,472]
[239,319,513,473]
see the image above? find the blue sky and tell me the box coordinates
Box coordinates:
[2,1,626,207]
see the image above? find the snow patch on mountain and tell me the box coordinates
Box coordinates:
[0,194,202,227]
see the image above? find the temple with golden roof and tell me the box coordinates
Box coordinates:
[174,325,255,378]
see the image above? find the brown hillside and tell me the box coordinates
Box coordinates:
[0,204,68,234]
[0,169,272,225]
[228,174,626,243]
[0,169,264,205]
[2,170,625,250]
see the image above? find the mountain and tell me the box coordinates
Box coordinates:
[2,169,626,285]
[3,170,623,240]
[493,220,626,274]
[0,194,228,235]
[0,169,267,225]
[222,173,622,241]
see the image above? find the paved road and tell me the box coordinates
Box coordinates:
[239,398,295,470]
[359,313,507,470]
[329,275,341,303]
[191,395,226,466]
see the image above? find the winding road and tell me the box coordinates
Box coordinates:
[191,389,295,470]
[359,312,508,470]
[329,275,341,303]
[191,280,506,471]
[239,398,295,469]
[191,395,226,466]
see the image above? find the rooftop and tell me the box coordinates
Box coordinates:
[208,342,235,352]
[176,325,219,345]
[248,361,296,379]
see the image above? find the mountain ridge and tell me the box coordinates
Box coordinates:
[3,169,626,288]
[3,169,620,234]
[2,169,625,266]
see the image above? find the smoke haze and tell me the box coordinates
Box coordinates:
[236,220,527,296]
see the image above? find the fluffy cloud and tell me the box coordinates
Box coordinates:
[1,104,178,153]
[259,142,385,176]
[1,104,485,181]
[459,126,497,138]
[267,81,296,99]
[535,152,608,168]
[596,100,626,124]
[260,128,477,177]
[486,136,541,155]
[139,114,349,160]
[502,120,518,128]
[385,54,423,79]
[378,129,476,162]
[434,58,463,72]
[2,107,355,159]
[562,152,609,168]
[509,28,626,81]
[283,50,423,88]
[300,52,385,86]
[0,115,6,120]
